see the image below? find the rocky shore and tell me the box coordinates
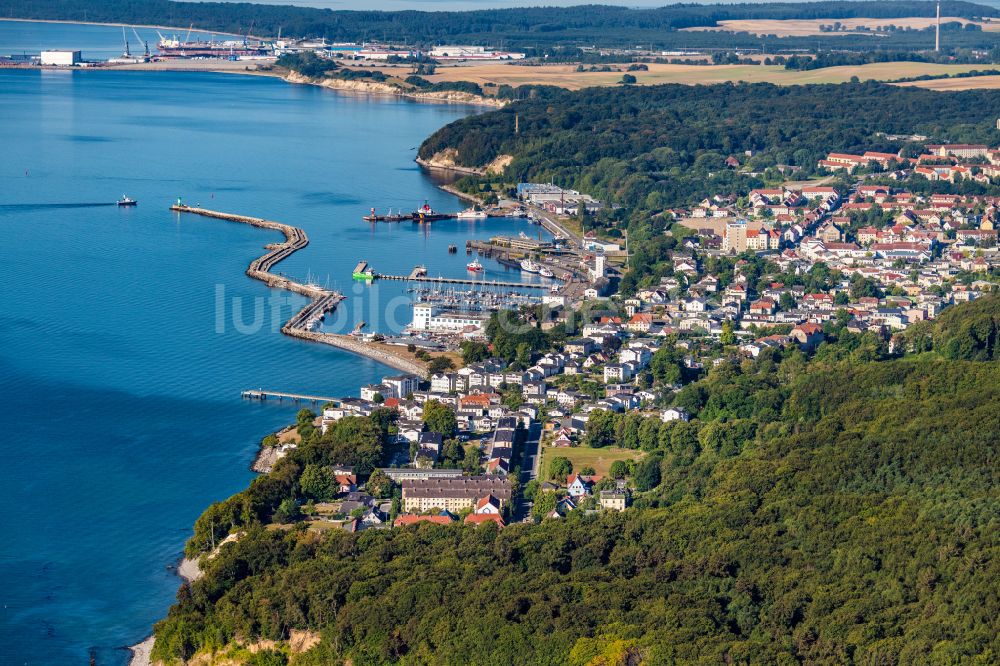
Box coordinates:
[283,71,506,108]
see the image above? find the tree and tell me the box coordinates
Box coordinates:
[423,399,458,438]
[299,464,338,501]
[530,489,557,519]
[428,356,455,375]
[632,454,662,491]
[460,340,490,364]
[366,470,394,499]
[720,320,736,345]
[620,73,636,84]
[609,460,629,479]
[585,409,618,448]
[579,465,596,476]
[650,345,683,386]
[549,456,573,482]
[779,291,796,311]
[272,498,300,524]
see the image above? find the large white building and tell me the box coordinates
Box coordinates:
[41,50,81,66]
[411,303,487,333]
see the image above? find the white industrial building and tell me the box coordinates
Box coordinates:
[40,50,81,66]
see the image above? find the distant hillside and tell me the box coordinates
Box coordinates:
[150,295,1000,664]
[2,1,1000,50]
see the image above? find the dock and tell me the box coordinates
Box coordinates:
[242,389,342,405]
[372,271,548,289]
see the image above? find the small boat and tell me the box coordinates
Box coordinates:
[467,259,484,272]
[539,267,554,278]
[520,259,540,273]
[117,195,137,207]
[457,207,487,220]
[448,245,457,253]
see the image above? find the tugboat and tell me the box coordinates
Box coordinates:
[117,195,137,207]
[413,201,451,222]
[467,259,484,272]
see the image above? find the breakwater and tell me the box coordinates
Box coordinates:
[170,205,427,376]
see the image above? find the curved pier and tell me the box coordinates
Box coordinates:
[170,205,426,376]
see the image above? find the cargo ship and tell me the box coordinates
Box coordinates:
[156,31,273,58]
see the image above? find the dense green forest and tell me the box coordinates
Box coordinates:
[4,0,1000,51]
[419,80,1000,291]
[151,296,1000,664]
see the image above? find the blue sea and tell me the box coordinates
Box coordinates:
[0,20,548,665]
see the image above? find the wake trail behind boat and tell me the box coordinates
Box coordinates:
[0,203,118,213]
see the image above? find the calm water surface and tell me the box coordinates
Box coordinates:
[0,56,543,664]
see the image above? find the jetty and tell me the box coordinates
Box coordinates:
[242,389,342,404]
[170,205,329,299]
[171,204,427,375]
[356,262,549,289]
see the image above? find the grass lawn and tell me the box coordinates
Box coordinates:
[539,445,644,481]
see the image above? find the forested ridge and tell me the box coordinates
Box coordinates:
[420,80,1000,291]
[3,1,1000,50]
[151,296,1000,665]
[419,81,1000,211]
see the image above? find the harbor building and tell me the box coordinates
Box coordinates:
[41,50,81,66]
[411,303,488,333]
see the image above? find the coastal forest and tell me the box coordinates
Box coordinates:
[4,0,1000,51]
[150,295,1000,664]
[419,80,1000,292]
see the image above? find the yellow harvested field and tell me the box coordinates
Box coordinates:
[896,75,1000,90]
[362,61,991,90]
[683,16,1000,37]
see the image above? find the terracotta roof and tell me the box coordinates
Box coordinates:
[394,514,455,527]
[464,514,505,527]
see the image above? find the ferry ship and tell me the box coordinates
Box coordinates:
[520,259,540,273]
[539,266,554,278]
[456,207,487,220]
[467,259,484,272]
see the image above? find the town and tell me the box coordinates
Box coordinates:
[250,137,998,536]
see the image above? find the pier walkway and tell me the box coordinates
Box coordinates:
[242,389,342,405]
[374,273,548,289]
[171,204,428,376]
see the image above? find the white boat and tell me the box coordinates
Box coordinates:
[539,267,554,278]
[457,207,487,220]
[520,259,540,273]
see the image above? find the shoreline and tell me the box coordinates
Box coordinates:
[282,71,506,108]
[0,16,242,37]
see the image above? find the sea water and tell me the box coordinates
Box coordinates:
[0,51,544,664]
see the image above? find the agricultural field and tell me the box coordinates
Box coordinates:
[897,74,1000,90]
[682,16,1000,37]
[360,61,994,91]
[539,445,643,480]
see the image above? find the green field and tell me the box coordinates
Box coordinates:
[539,445,643,480]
